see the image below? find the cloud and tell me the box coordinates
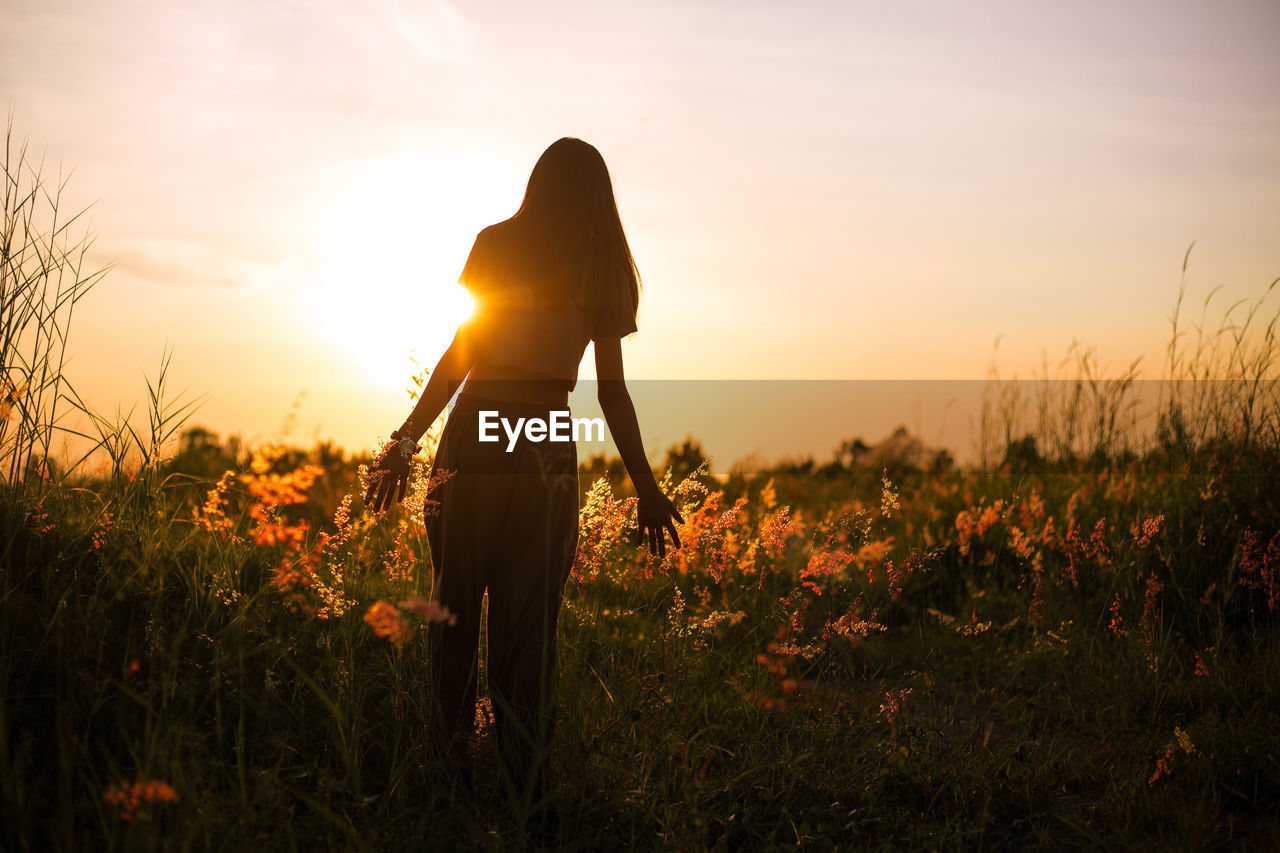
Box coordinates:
[106,236,275,289]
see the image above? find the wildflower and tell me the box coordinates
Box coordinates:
[886,549,927,601]
[0,378,27,422]
[1018,493,1046,532]
[1088,518,1110,566]
[955,509,977,553]
[800,545,855,594]
[399,596,458,625]
[771,640,825,659]
[312,571,355,619]
[956,608,993,636]
[1174,726,1195,755]
[1107,594,1126,637]
[102,778,178,821]
[573,477,639,584]
[92,510,114,549]
[880,474,900,518]
[382,526,416,584]
[855,537,894,574]
[475,696,495,736]
[1148,741,1176,787]
[399,464,455,526]
[1194,651,1210,677]
[271,558,313,612]
[878,687,913,725]
[1008,525,1036,561]
[249,444,285,475]
[195,471,236,538]
[27,509,54,537]
[699,609,746,631]
[364,600,412,647]
[977,502,1003,536]
[240,460,324,548]
[1027,569,1045,628]
[1238,528,1280,613]
[1061,520,1084,588]
[759,477,778,511]
[1148,727,1195,787]
[325,494,355,551]
[757,506,798,559]
[1131,514,1164,548]
[667,492,745,583]
[824,595,887,642]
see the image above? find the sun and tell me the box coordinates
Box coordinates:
[302,151,520,390]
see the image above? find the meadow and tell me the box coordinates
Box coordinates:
[4,136,1280,850]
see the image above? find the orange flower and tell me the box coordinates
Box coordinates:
[878,687,913,725]
[364,601,412,647]
[1131,514,1164,547]
[92,510,114,549]
[103,778,179,821]
[399,596,457,625]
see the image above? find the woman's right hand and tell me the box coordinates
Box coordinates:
[364,438,412,512]
[635,490,684,558]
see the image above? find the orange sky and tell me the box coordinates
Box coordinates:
[4,0,1278,467]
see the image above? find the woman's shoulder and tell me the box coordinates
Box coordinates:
[461,221,518,290]
[476,218,518,246]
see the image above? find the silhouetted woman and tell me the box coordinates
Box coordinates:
[364,138,682,823]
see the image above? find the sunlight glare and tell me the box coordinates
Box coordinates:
[304,151,516,391]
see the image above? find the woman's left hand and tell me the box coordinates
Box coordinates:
[635,489,684,559]
[364,438,412,512]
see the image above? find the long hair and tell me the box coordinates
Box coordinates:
[506,138,640,335]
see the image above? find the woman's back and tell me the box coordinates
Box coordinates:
[460,219,635,404]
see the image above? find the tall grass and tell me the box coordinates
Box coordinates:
[1,116,108,493]
[979,244,1280,469]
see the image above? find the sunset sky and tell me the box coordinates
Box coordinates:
[4,0,1278,466]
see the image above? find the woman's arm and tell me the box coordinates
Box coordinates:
[365,321,478,512]
[397,321,479,443]
[594,336,683,556]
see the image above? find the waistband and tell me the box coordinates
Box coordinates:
[455,385,570,413]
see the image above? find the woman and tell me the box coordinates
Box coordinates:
[363,138,682,816]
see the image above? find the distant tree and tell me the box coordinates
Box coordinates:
[578,453,627,490]
[662,437,710,483]
[835,437,870,470]
[179,426,221,454]
[929,448,956,474]
[1001,434,1041,473]
[867,425,924,479]
[167,426,238,480]
[771,456,816,476]
[313,440,346,470]
[817,459,846,479]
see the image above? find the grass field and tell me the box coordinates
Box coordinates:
[4,136,1280,850]
[4,382,1280,850]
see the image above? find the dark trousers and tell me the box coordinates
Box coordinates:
[424,391,579,803]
